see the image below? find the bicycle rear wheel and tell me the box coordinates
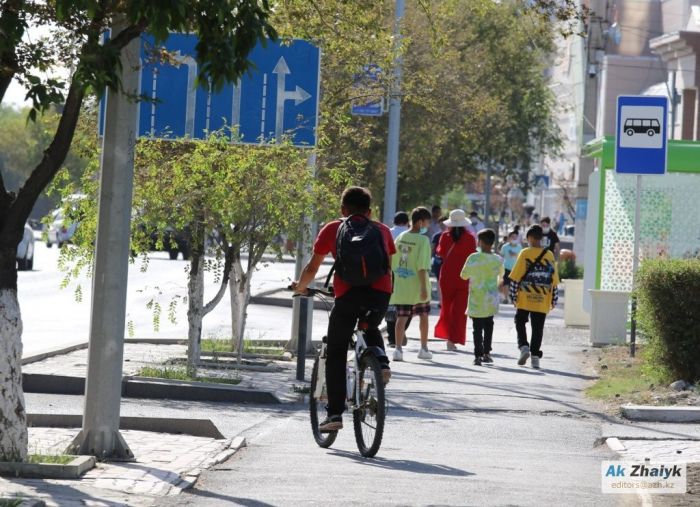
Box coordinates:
[353,353,386,457]
[310,355,337,448]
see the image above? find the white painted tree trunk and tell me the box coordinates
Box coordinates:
[186,257,205,377]
[229,257,251,363]
[0,289,28,462]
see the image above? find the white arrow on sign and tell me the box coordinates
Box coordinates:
[273,56,312,142]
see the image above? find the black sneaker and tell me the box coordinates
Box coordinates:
[482,354,494,364]
[473,356,483,366]
[319,415,343,433]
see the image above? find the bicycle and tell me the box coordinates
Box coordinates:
[294,286,387,458]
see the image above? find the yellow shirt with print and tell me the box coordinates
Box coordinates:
[508,247,559,314]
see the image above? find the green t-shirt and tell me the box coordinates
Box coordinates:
[390,231,431,305]
[460,252,504,318]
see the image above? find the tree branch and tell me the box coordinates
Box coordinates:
[203,238,234,316]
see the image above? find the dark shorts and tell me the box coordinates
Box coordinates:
[395,302,431,317]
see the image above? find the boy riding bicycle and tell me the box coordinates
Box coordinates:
[292,187,396,432]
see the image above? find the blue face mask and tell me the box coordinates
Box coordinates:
[419,226,428,234]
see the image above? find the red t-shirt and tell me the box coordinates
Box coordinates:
[314,218,396,298]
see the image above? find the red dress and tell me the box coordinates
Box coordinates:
[434,229,477,345]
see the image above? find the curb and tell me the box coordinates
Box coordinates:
[23,373,281,405]
[169,436,247,494]
[622,405,700,423]
[22,341,88,365]
[27,413,226,439]
[605,437,626,452]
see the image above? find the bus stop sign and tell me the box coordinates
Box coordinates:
[615,95,668,175]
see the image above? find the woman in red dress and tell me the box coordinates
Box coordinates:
[434,209,477,350]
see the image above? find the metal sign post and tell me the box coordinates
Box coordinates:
[382,0,405,225]
[67,21,139,460]
[614,95,668,357]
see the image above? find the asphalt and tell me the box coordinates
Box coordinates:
[141,328,621,507]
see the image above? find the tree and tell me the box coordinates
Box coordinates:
[0,0,276,462]
[134,135,314,374]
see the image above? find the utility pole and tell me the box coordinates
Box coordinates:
[382,0,405,225]
[67,20,139,460]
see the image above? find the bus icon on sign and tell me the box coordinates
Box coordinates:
[624,118,661,137]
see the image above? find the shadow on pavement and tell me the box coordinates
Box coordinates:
[539,368,598,381]
[328,449,475,477]
[181,489,276,506]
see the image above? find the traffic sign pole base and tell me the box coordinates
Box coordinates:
[65,429,134,462]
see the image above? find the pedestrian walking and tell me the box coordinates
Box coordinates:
[508,225,560,369]
[499,230,522,303]
[391,207,434,361]
[433,209,477,350]
[540,216,561,259]
[390,211,410,240]
[461,229,504,366]
[469,211,485,233]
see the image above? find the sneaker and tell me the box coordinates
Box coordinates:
[517,345,530,366]
[446,341,457,351]
[319,415,342,432]
[417,348,433,360]
[393,348,404,362]
[382,367,392,385]
[473,356,483,366]
[482,354,494,364]
[531,356,540,369]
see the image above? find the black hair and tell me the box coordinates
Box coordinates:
[431,204,442,213]
[341,186,371,214]
[450,227,465,242]
[514,225,521,232]
[469,211,479,218]
[393,211,409,226]
[508,230,518,238]
[540,216,551,225]
[526,225,544,240]
[411,206,431,224]
[478,228,496,246]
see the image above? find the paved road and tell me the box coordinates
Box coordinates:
[151,323,620,507]
[18,243,327,355]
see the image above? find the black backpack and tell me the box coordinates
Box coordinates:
[326,215,388,287]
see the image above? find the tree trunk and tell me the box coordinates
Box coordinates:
[229,254,251,363]
[186,248,205,378]
[0,248,28,462]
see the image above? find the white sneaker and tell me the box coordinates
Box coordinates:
[517,345,530,365]
[393,348,404,362]
[531,356,540,369]
[417,348,433,360]
[446,341,457,351]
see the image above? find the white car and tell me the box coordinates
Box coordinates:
[16,224,34,271]
[46,209,78,248]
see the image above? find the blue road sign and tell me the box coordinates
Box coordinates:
[534,174,550,189]
[351,65,384,117]
[100,35,320,147]
[615,95,668,175]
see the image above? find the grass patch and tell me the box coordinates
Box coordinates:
[201,338,285,358]
[137,366,241,385]
[25,454,75,465]
[585,346,656,401]
[0,500,23,507]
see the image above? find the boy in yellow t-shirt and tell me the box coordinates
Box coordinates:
[508,225,559,369]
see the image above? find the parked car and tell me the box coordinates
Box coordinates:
[135,222,192,260]
[46,209,78,248]
[16,223,34,271]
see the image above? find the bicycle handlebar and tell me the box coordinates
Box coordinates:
[287,285,334,298]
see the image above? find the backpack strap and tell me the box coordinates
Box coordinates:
[522,248,548,280]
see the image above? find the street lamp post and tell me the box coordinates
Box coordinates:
[382,0,405,225]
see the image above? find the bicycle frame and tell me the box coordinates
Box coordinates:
[314,329,368,411]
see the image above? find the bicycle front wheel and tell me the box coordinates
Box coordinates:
[310,355,337,448]
[353,353,386,457]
